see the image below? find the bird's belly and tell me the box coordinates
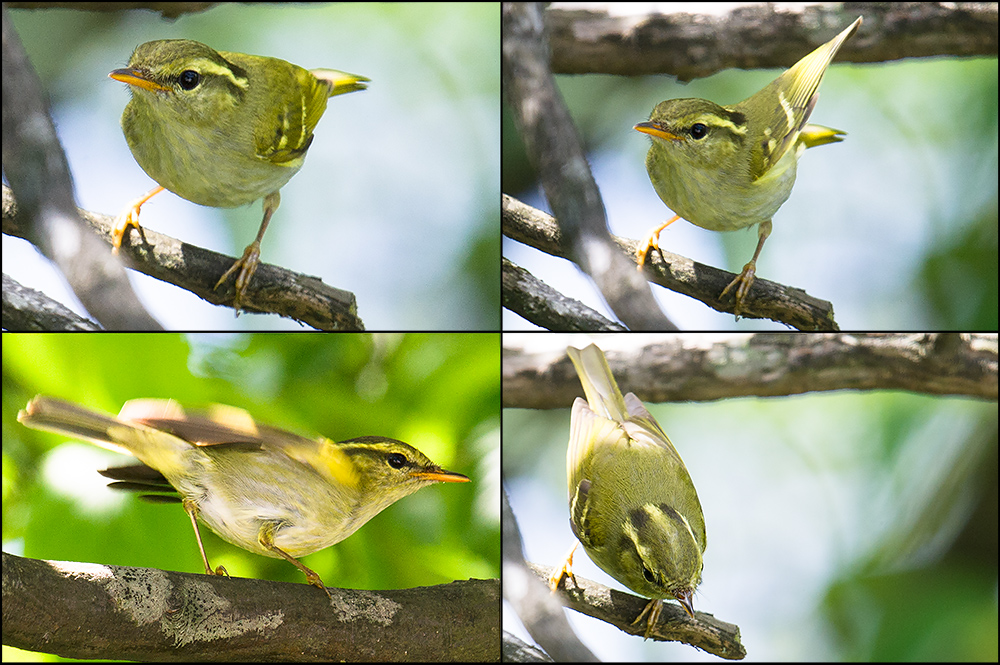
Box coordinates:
[125,108,302,208]
[647,145,798,231]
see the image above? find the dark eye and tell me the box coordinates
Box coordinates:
[387,452,406,469]
[178,70,200,90]
[643,566,655,583]
[689,123,708,139]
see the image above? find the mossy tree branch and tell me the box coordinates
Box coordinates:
[2,552,496,661]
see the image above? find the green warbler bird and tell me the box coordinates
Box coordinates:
[109,39,369,312]
[18,396,468,596]
[635,17,862,316]
[551,344,706,639]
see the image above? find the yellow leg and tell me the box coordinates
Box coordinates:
[548,541,580,592]
[719,219,772,316]
[112,186,164,254]
[258,522,331,598]
[635,214,680,268]
[215,190,280,312]
[182,499,228,577]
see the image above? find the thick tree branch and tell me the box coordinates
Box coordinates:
[2,552,497,661]
[502,333,999,409]
[504,194,839,330]
[544,3,996,77]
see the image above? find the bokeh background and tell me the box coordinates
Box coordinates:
[3,332,500,659]
[503,13,998,330]
[4,3,499,329]
[503,333,997,661]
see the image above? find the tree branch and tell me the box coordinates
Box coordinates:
[2,552,497,661]
[502,257,627,331]
[529,563,746,660]
[504,194,839,330]
[502,333,999,409]
[4,185,364,331]
[2,273,102,330]
[544,3,996,77]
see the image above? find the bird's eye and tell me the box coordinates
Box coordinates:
[689,123,708,139]
[643,566,655,583]
[178,70,200,90]
[387,452,407,469]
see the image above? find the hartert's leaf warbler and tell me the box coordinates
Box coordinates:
[109,40,368,312]
[551,344,705,639]
[18,396,468,596]
[635,17,862,316]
